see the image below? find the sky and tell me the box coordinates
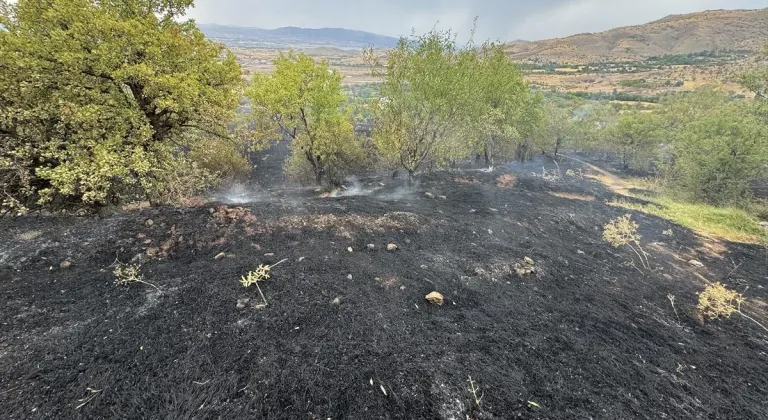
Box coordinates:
[187,0,767,41]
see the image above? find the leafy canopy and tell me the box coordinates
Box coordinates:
[246,52,358,187]
[0,0,242,212]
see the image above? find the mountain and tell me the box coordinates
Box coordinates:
[198,24,399,49]
[504,9,768,63]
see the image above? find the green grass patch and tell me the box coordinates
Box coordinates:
[609,196,768,244]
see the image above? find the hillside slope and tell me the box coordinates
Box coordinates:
[505,9,768,63]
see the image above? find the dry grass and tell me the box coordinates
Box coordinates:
[549,192,595,201]
[275,212,421,239]
[495,174,517,188]
[698,283,768,333]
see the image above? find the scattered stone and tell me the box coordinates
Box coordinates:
[143,239,152,245]
[347,247,354,253]
[424,192,435,199]
[331,297,341,306]
[347,274,353,280]
[366,244,375,251]
[488,229,493,235]
[264,253,275,257]
[524,256,535,266]
[208,208,215,214]
[387,243,399,252]
[577,249,585,255]
[688,260,705,268]
[400,285,406,291]
[438,195,447,200]
[298,257,306,262]
[420,265,428,269]
[214,252,227,260]
[425,291,444,306]
[236,297,250,309]
[136,233,146,239]
[144,219,154,227]
[59,260,72,270]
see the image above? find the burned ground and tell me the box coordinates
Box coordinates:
[1,156,767,419]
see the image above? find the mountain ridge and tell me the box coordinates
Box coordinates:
[504,8,768,63]
[198,23,399,49]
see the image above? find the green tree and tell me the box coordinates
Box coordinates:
[538,99,578,158]
[365,29,476,184]
[666,101,767,204]
[246,52,358,187]
[604,112,661,170]
[0,0,242,212]
[469,43,539,165]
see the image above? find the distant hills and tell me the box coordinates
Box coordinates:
[504,9,768,63]
[198,24,399,49]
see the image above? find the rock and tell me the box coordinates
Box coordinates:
[214,252,227,260]
[420,265,428,269]
[367,244,376,250]
[347,274,353,280]
[425,291,444,306]
[688,260,705,268]
[524,256,535,266]
[438,195,447,200]
[347,247,354,253]
[298,257,306,262]
[236,297,250,309]
[387,243,399,252]
[488,229,493,235]
[577,249,585,255]
[208,208,215,214]
[331,297,341,306]
[424,192,435,199]
[264,253,275,257]
[136,233,146,239]
[59,260,72,270]
[143,239,152,245]
[144,219,154,227]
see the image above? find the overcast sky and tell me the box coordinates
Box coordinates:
[188,0,766,41]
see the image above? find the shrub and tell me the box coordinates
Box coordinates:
[188,138,252,182]
[113,263,159,291]
[603,214,650,269]
[698,282,768,332]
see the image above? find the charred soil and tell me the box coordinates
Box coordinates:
[1,156,767,419]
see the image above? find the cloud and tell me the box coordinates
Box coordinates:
[187,0,766,41]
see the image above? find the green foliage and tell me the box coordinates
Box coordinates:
[246,52,358,187]
[658,90,767,205]
[603,112,661,170]
[0,0,242,213]
[537,99,578,157]
[366,29,540,180]
[188,136,252,182]
[365,29,474,179]
[468,43,541,164]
